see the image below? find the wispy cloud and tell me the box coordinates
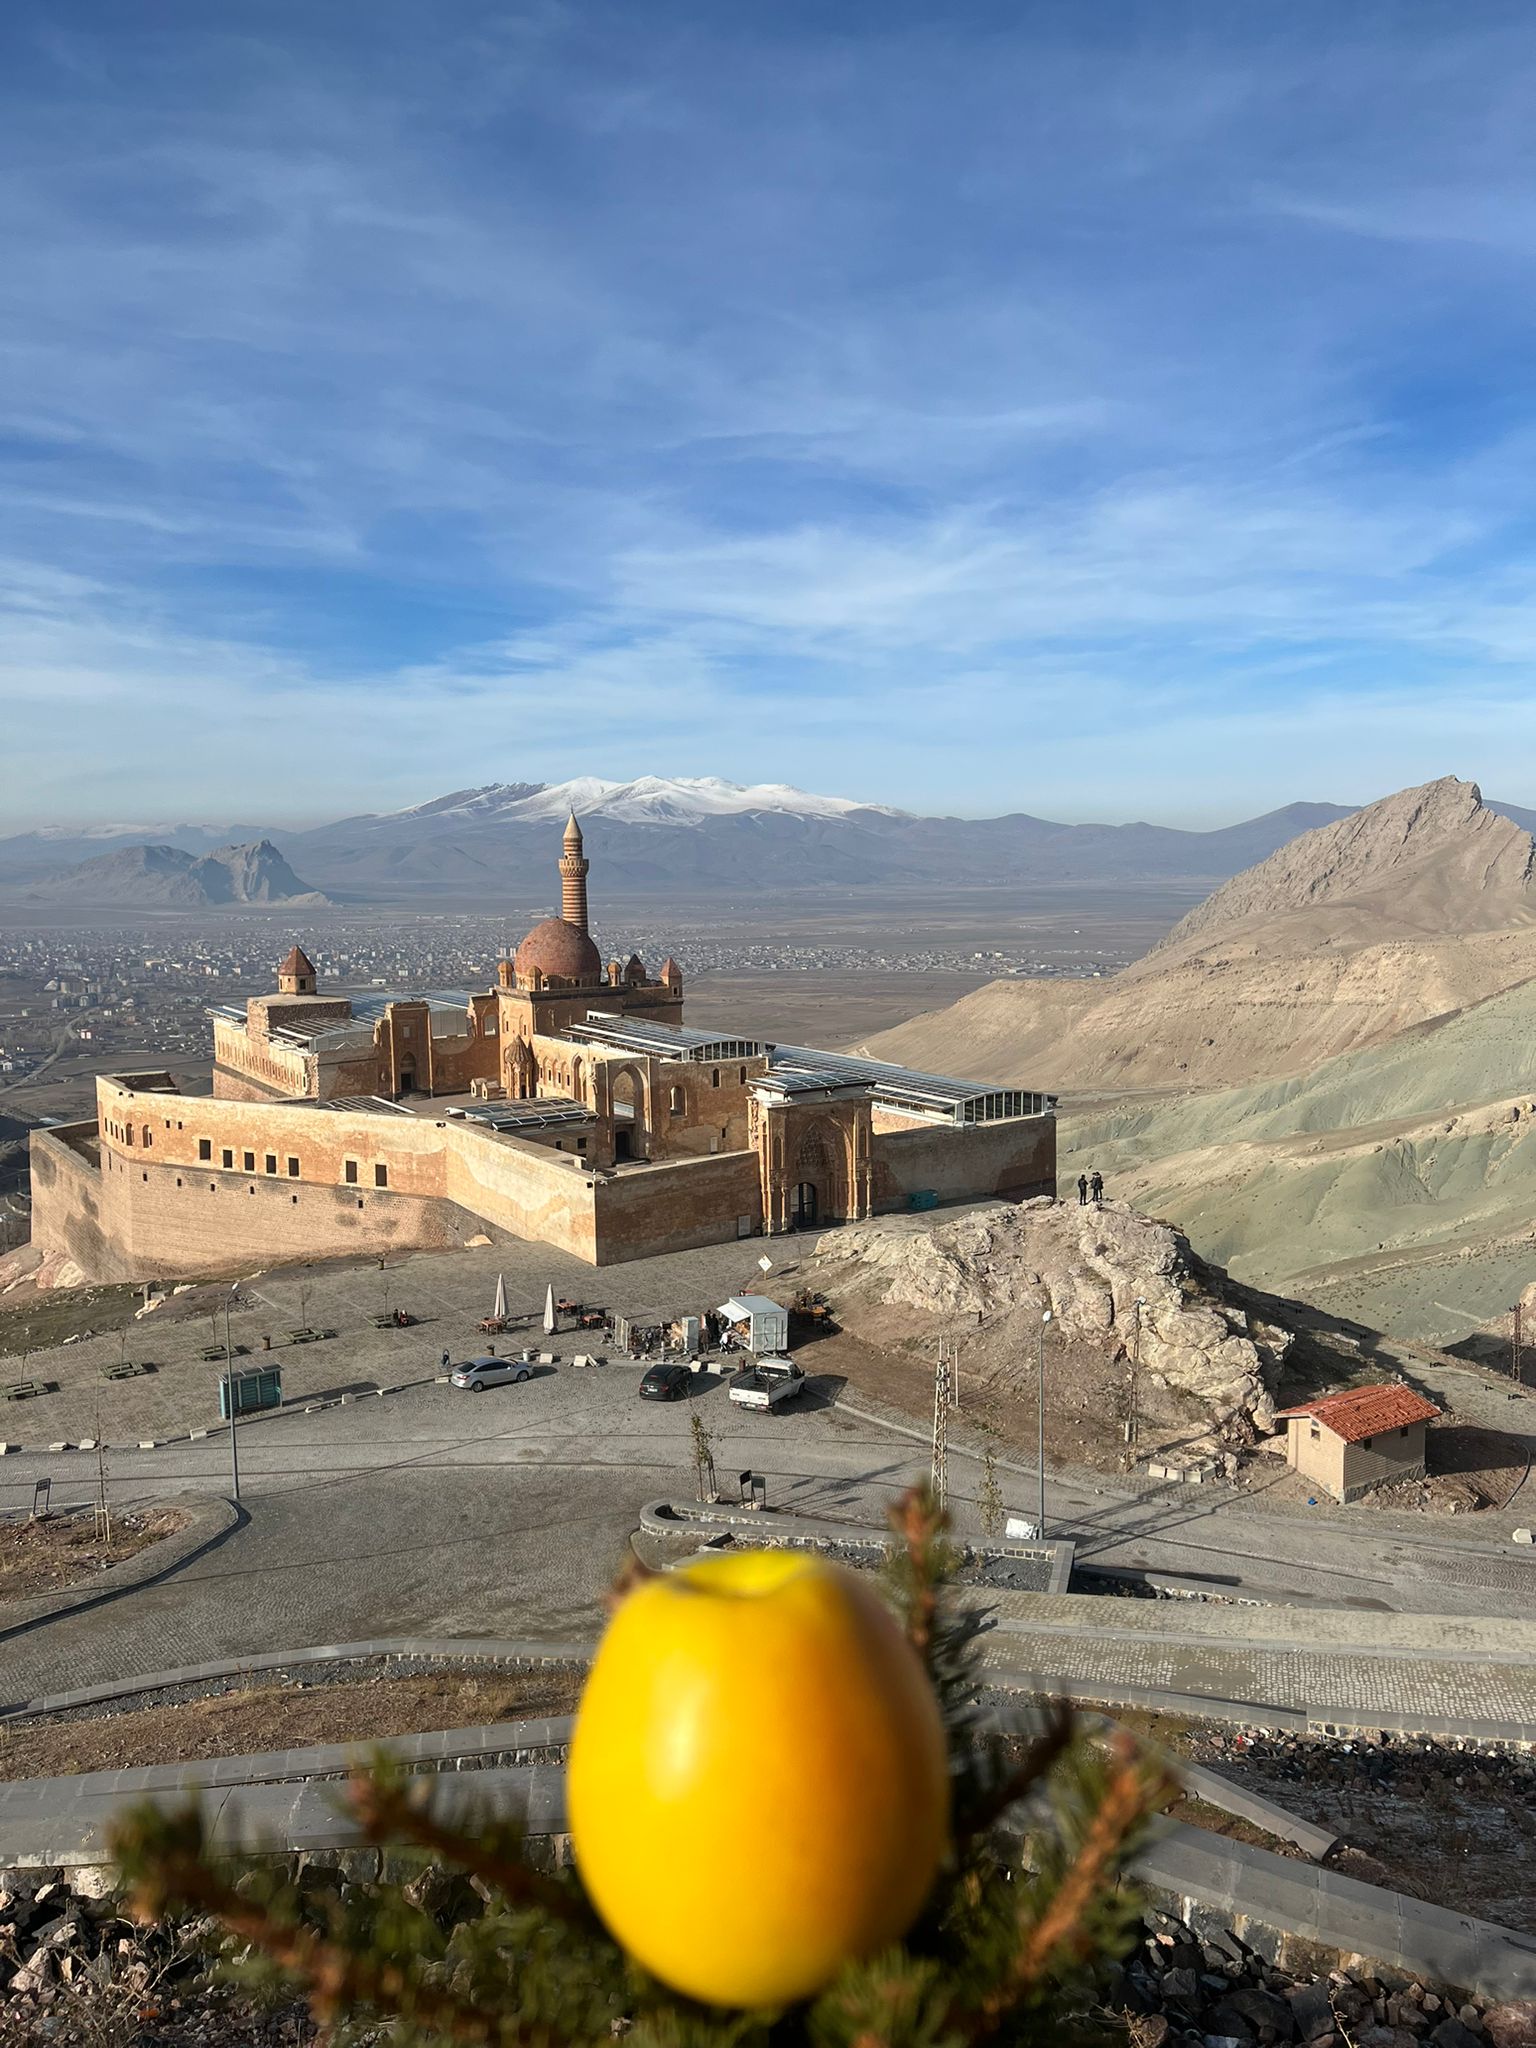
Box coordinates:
[8,4,1536,825]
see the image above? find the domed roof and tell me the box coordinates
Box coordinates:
[514,917,602,985]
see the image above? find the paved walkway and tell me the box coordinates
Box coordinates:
[981,1602,1536,1733]
[1,1360,1533,1710]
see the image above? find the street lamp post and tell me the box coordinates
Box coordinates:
[1037,1309,1052,1539]
[223,1284,241,1505]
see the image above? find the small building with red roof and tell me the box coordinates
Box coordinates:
[1273,1382,1440,1502]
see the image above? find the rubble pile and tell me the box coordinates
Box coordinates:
[0,1864,312,2044]
[1115,1903,1536,2048]
[820,1200,1290,1446]
[5,1866,1533,2048]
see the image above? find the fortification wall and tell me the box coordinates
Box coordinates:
[438,1126,598,1262]
[28,1126,138,1282]
[97,1151,462,1278]
[593,1152,761,1263]
[84,1078,602,1272]
[871,1115,1056,1209]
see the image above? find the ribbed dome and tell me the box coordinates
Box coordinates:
[514,917,602,985]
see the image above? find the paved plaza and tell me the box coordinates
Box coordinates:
[2,1231,1535,1729]
[0,1231,819,1448]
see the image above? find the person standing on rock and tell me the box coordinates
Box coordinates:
[1090,1169,1104,1205]
[1076,1173,1089,1205]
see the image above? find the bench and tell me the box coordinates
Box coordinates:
[1,1381,42,1402]
[100,1360,154,1380]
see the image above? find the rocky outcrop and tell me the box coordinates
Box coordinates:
[1155,778,1536,953]
[818,1200,1286,1440]
[22,839,326,908]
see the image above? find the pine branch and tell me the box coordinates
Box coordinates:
[960,1734,1176,2033]
[109,1805,529,2045]
[885,1484,948,1661]
[346,1763,589,1929]
[955,1703,1075,1844]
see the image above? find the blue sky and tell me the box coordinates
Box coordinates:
[7,3,1536,827]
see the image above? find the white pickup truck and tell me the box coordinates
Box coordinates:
[728,1358,807,1411]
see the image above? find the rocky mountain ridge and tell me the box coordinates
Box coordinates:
[0,788,1377,900]
[22,840,327,909]
[864,778,1536,1094]
[1154,777,1536,954]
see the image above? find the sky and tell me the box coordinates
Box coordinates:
[8,3,1536,829]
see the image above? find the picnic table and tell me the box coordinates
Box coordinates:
[1,1380,42,1403]
[286,1327,337,1345]
[198,1343,249,1362]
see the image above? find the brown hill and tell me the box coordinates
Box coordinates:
[862,779,1536,1094]
[1150,776,1536,955]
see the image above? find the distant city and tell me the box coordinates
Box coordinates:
[0,913,1132,1096]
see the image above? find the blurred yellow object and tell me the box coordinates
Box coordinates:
[567,1547,949,2007]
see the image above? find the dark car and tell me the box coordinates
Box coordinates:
[639,1362,692,1401]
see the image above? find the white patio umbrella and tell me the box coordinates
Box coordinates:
[493,1273,507,1322]
[543,1283,557,1334]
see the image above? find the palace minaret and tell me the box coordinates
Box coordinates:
[560,811,590,932]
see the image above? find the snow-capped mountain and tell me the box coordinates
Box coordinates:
[379,776,901,827]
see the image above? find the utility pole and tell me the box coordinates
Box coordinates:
[931,1337,954,1510]
[1513,1300,1524,1387]
[223,1285,241,1505]
[1036,1310,1053,1539]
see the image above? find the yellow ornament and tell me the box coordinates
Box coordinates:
[567,1547,950,2008]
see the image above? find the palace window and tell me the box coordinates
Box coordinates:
[344,1159,358,1185]
[375,1163,389,1188]
[711,1069,720,1088]
[142,1127,152,1147]
[287,1156,299,1177]
[243,1151,255,1172]
[221,1147,235,1168]
[669,1086,686,1116]
[265,1154,277,1175]
[198,1138,212,1161]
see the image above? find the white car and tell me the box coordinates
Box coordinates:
[450,1354,534,1392]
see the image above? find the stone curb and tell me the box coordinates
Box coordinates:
[1,1635,596,1722]
[0,1497,240,1648]
[0,1712,578,1840]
